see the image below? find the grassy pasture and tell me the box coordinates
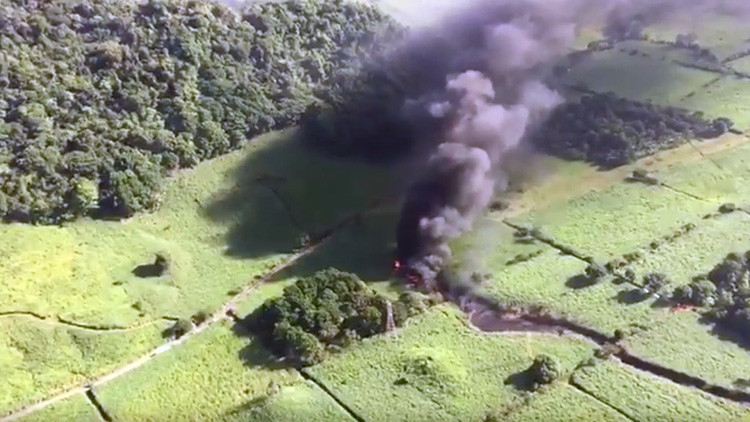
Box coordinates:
[14,393,99,422]
[655,138,750,206]
[481,246,658,334]
[307,306,594,422]
[629,212,750,288]
[564,42,717,104]
[0,131,396,414]
[95,322,351,422]
[503,383,631,422]
[623,311,750,389]
[679,77,750,129]
[571,359,750,421]
[506,181,715,264]
[0,318,165,414]
[645,15,750,61]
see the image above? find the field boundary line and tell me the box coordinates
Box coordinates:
[300,370,366,422]
[568,377,638,422]
[0,311,175,333]
[0,198,389,422]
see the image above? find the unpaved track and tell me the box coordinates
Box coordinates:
[0,202,380,422]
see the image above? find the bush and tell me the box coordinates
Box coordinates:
[163,318,193,339]
[528,354,561,389]
[643,272,669,295]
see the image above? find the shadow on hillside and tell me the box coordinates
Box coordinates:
[203,132,308,259]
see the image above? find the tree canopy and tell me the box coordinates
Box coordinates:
[246,268,420,365]
[0,0,397,222]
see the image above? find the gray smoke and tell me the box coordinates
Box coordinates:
[395,0,750,285]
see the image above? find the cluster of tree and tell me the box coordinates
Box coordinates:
[533,93,734,168]
[0,0,396,222]
[672,251,750,338]
[246,268,425,365]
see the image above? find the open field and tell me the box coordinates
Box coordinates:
[0,131,396,415]
[14,394,98,422]
[645,16,750,61]
[679,77,750,129]
[7,6,750,422]
[0,317,165,413]
[306,306,595,422]
[623,312,750,389]
[571,359,750,421]
[563,42,718,104]
[95,322,351,422]
[504,383,631,422]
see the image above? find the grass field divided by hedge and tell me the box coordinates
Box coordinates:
[307,306,594,422]
[571,359,750,421]
[14,393,99,422]
[478,238,657,334]
[655,137,750,207]
[563,42,717,104]
[644,16,750,61]
[679,77,750,129]
[0,317,165,414]
[506,180,716,264]
[0,132,394,413]
[630,211,750,288]
[623,311,750,389]
[95,322,351,422]
[503,383,631,422]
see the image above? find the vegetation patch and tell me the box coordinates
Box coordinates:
[534,93,732,168]
[307,306,593,422]
[0,318,165,413]
[501,383,630,422]
[624,311,750,389]
[562,41,718,104]
[13,393,100,422]
[245,268,417,366]
[571,360,750,421]
[95,323,318,422]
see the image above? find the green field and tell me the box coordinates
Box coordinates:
[14,394,99,422]
[571,360,750,421]
[0,131,395,414]
[504,383,631,422]
[95,322,351,422]
[307,306,595,422]
[564,42,717,104]
[7,5,750,422]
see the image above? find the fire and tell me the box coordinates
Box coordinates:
[670,304,694,313]
[393,260,402,271]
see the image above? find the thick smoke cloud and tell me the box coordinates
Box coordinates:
[395,0,750,286]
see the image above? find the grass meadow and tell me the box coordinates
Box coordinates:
[95,322,351,422]
[307,306,595,422]
[571,360,750,421]
[14,393,99,422]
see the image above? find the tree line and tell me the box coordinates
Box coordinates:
[0,0,397,222]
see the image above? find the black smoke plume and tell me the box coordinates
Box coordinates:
[394,0,750,286]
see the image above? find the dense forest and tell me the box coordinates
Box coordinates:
[0,0,397,222]
[533,93,734,168]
